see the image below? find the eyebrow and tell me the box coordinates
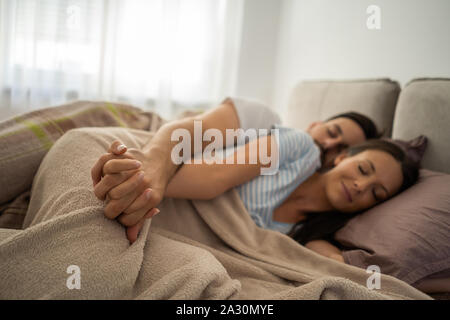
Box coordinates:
[334,124,343,135]
[368,159,390,195]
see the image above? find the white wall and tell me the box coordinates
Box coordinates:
[271,0,450,118]
[234,0,281,105]
[1,0,449,120]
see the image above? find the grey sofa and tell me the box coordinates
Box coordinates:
[284,77,450,174]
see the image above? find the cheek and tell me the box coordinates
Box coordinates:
[325,178,351,212]
[311,127,326,142]
[355,194,376,211]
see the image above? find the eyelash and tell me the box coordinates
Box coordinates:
[358,165,367,175]
[327,128,337,138]
[359,165,380,201]
[372,190,380,202]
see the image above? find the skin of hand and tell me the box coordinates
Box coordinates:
[304,240,345,263]
[91,140,165,244]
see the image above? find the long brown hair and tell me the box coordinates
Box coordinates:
[287,139,419,245]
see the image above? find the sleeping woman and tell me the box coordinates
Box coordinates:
[90,98,419,262]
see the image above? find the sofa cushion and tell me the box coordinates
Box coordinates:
[285,78,400,137]
[392,78,450,174]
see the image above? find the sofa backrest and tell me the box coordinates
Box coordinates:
[392,78,450,174]
[284,78,400,137]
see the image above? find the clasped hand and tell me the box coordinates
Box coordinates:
[90,140,164,244]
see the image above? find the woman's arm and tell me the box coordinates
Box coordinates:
[165,134,275,200]
[138,101,242,190]
[413,277,450,294]
[305,240,345,263]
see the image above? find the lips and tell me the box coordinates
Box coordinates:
[341,181,353,203]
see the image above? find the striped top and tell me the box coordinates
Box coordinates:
[235,124,321,234]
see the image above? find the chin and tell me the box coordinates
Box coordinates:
[326,188,348,213]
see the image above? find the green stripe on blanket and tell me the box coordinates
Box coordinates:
[105,103,127,128]
[14,117,54,150]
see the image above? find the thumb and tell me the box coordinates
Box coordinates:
[109,140,127,155]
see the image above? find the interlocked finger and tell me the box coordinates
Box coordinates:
[102,159,142,175]
[93,169,138,200]
[118,190,160,227]
[91,153,134,186]
[122,188,153,213]
[107,170,146,200]
[103,185,146,220]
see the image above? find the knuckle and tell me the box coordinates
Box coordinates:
[133,171,144,186]
[151,192,163,205]
[118,214,134,227]
[142,176,151,187]
[108,187,122,200]
[94,183,106,197]
[103,160,114,173]
[103,205,115,219]
[100,153,111,163]
[101,174,114,187]
[104,202,122,219]
[93,187,102,199]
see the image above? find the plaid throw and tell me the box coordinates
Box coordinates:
[0,100,167,228]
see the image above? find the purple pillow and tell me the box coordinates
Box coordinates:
[385,135,428,166]
[334,169,450,284]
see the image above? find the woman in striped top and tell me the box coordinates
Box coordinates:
[91,97,418,262]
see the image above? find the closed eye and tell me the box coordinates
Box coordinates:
[372,189,380,202]
[358,165,367,175]
[327,128,337,138]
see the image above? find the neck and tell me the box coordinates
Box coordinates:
[273,172,334,224]
[288,172,334,214]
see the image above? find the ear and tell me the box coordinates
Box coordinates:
[306,121,323,132]
[333,151,348,167]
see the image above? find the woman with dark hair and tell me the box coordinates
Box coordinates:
[286,139,419,261]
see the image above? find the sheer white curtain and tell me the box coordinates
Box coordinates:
[0,0,243,119]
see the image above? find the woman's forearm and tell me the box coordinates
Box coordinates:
[164,134,273,200]
[140,102,240,190]
[141,118,196,187]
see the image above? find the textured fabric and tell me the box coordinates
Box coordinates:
[285,78,400,137]
[384,135,428,167]
[0,100,166,229]
[236,125,321,234]
[392,78,450,174]
[0,126,431,300]
[335,169,450,285]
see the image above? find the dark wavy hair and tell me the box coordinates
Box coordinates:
[287,139,419,245]
[327,112,383,139]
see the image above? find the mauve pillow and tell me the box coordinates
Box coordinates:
[334,169,450,285]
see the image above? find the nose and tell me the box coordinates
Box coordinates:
[353,178,372,194]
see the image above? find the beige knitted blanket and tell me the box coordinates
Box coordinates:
[0,126,431,299]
